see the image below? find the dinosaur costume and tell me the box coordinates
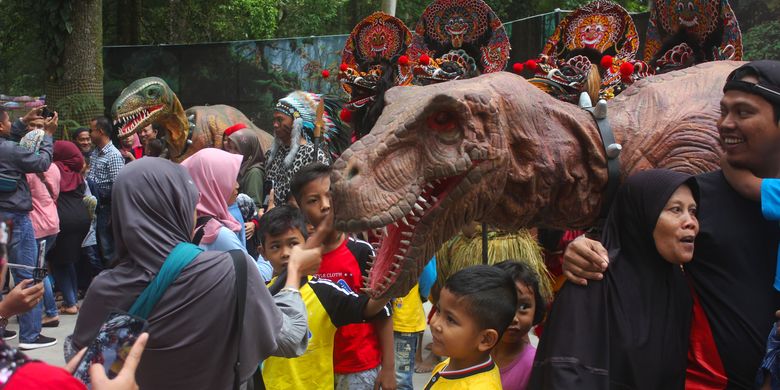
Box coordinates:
[331,61,733,299]
[111,77,273,162]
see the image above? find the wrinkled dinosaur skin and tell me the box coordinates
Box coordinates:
[111,77,273,162]
[332,61,737,299]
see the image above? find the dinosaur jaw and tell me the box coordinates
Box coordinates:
[115,104,165,138]
[364,160,495,299]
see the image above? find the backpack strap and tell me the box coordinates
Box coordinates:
[228,249,248,390]
[191,216,215,245]
[128,242,203,319]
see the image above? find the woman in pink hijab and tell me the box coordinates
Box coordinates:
[180,148,245,252]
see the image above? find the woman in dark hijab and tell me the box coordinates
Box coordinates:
[530,169,700,389]
[66,157,312,389]
[47,141,90,313]
[224,127,266,210]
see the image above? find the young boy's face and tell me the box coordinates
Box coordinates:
[430,287,497,360]
[260,228,306,275]
[298,176,331,228]
[500,281,535,345]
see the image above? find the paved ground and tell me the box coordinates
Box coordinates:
[9,302,535,388]
[5,309,78,365]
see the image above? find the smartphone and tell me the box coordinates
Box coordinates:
[40,107,55,119]
[72,312,148,387]
[262,179,274,209]
[32,239,47,283]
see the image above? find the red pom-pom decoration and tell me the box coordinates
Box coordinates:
[398,55,410,66]
[322,69,330,78]
[340,63,348,72]
[619,62,635,77]
[339,107,352,122]
[600,55,614,69]
[419,54,430,65]
[512,62,524,74]
[524,59,538,72]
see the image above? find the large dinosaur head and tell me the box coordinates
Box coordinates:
[331,76,512,298]
[111,77,188,157]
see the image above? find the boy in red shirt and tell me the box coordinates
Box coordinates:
[291,163,396,389]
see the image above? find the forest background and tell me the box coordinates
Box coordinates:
[0,0,777,130]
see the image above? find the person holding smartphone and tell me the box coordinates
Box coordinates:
[68,157,321,389]
[0,106,60,349]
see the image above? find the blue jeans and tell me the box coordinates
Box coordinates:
[95,203,115,266]
[36,235,58,318]
[394,331,421,390]
[0,211,42,342]
[52,263,78,308]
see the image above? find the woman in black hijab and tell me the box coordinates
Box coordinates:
[530,169,700,389]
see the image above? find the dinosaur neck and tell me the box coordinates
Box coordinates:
[491,90,609,230]
[158,96,189,159]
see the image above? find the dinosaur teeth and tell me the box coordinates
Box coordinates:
[430,196,438,203]
[400,239,410,246]
[401,231,413,238]
[401,216,409,226]
[392,262,401,269]
[394,254,404,261]
[413,203,424,212]
[417,196,427,204]
[425,183,434,190]
[410,216,420,222]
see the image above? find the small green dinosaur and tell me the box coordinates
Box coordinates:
[111,77,273,162]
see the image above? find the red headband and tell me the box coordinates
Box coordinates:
[224,123,248,137]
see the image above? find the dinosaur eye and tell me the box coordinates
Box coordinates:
[427,111,460,143]
[146,86,161,99]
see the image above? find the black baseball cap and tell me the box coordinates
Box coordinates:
[723,60,780,106]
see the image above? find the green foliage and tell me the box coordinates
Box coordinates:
[275,0,351,37]
[103,0,278,44]
[55,93,103,124]
[0,2,46,95]
[743,20,780,60]
[535,0,647,13]
[41,0,74,81]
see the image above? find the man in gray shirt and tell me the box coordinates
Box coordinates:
[0,106,59,350]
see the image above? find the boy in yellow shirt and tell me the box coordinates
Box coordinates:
[257,205,392,390]
[425,265,518,390]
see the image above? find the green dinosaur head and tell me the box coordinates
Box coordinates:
[331,75,514,299]
[111,77,177,139]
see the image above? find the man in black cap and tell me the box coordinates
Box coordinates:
[561,60,780,389]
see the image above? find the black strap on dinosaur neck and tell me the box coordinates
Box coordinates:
[584,102,622,219]
[229,249,247,390]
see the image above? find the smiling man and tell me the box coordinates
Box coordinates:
[561,60,780,388]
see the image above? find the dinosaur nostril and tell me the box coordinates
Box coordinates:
[346,162,360,180]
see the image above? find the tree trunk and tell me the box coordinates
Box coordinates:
[46,0,104,129]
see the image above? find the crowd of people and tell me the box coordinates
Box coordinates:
[0,59,778,389]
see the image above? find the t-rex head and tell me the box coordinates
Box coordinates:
[331,77,512,298]
[111,77,188,156]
